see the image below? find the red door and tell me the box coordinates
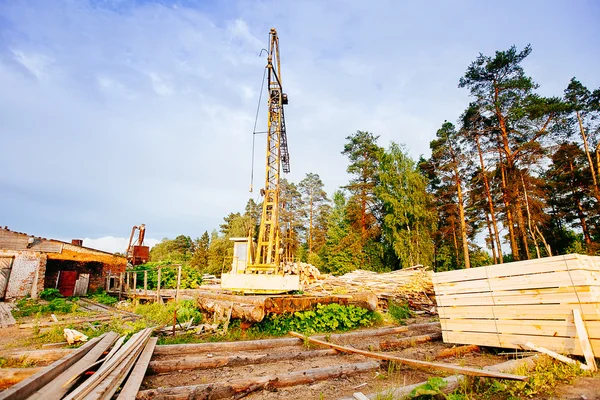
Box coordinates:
[58,271,78,297]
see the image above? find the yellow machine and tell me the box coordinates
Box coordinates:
[221,28,300,294]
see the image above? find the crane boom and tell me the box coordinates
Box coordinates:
[251,28,289,270]
[220,28,300,293]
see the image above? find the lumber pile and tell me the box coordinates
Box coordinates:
[304,266,435,311]
[0,302,16,328]
[283,261,322,285]
[0,329,157,400]
[432,254,600,357]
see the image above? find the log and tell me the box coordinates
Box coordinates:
[153,323,440,356]
[289,331,528,381]
[0,368,44,389]
[196,297,265,322]
[136,361,381,400]
[18,315,134,329]
[148,349,338,374]
[379,332,442,351]
[435,344,481,360]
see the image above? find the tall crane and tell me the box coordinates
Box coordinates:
[221,28,300,294]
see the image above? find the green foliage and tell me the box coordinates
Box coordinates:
[252,303,378,336]
[39,288,63,300]
[456,355,589,398]
[13,297,78,317]
[377,142,436,268]
[409,377,449,398]
[134,262,203,289]
[388,301,413,325]
[150,235,194,262]
[89,288,118,306]
[134,299,203,326]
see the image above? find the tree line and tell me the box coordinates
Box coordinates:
[150,44,599,274]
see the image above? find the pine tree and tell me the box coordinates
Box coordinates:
[299,173,328,254]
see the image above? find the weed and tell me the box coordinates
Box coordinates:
[13,298,79,318]
[388,301,413,325]
[250,303,379,336]
[88,288,118,306]
[454,355,590,398]
[133,299,203,326]
[39,288,62,300]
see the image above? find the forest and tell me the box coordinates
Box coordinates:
[149,44,600,275]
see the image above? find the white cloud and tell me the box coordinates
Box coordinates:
[82,236,160,254]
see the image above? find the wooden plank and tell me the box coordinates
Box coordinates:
[573,309,598,371]
[515,341,591,370]
[288,332,527,381]
[0,335,104,400]
[28,332,120,399]
[438,303,600,321]
[435,286,599,307]
[433,254,584,284]
[117,337,157,399]
[442,330,600,356]
[434,270,600,296]
[439,318,600,339]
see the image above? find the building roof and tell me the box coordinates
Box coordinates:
[0,227,123,258]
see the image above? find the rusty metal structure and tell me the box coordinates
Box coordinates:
[126,224,149,266]
[221,28,299,294]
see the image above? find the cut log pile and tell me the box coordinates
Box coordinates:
[304,266,435,311]
[433,254,600,357]
[283,261,323,285]
[0,329,156,400]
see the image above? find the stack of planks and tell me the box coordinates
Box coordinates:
[0,329,157,400]
[0,302,16,328]
[283,261,322,285]
[304,266,434,311]
[432,254,600,356]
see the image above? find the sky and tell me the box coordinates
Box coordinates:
[1,0,599,253]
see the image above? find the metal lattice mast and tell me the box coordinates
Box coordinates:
[253,28,289,269]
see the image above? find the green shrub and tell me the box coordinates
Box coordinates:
[388,300,413,325]
[13,298,79,317]
[89,290,118,306]
[134,300,203,326]
[39,288,62,300]
[252,303,378,336]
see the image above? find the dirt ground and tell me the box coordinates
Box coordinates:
[143,318,510,400]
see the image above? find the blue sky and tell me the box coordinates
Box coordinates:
[1,0,599,253]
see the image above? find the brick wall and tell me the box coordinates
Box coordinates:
[0,250,45,299]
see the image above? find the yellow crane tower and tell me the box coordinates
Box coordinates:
[221,28,300,294]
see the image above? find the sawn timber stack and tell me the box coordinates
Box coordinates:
[432,254,600,356]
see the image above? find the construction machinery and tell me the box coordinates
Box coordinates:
[126,224,149,266]
[221,28,300,294]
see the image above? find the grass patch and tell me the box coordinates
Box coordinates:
[388,300,413,325]
[13,297,80,318]
[88,288,118,306]
[454,355,592,399]
[133,300,204,326]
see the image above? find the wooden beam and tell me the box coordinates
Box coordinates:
[144,270,147,296]
[117,337,157,400]
[573,309,598,371]
[379,332,441,351]
[137,361,381,400]
[175,265,181,302]
[288,331,527,381]
[156,268,161,303]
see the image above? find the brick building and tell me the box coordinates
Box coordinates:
[0,227,127,300]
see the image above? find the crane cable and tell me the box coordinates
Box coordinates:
[250,65,268,193]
